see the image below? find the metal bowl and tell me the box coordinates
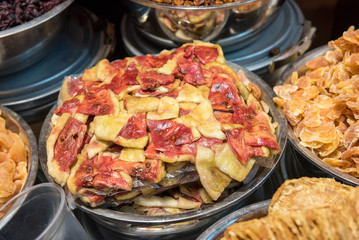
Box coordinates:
[0,0,75,76]
[197,199,270,240]
[0,105,38,201]
[38,62,287,239]
[276,45,359,186]
[127,0,284,43]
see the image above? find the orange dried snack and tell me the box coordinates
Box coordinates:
[0,113,28,207]
[274,26,359,177]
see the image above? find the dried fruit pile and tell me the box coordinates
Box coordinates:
[274,26,359,177]
[47,41,279,215]
[0,0,65,31]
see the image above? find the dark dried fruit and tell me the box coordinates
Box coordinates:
[0,0,65,31]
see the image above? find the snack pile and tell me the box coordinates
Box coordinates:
[0,110,28,208]
[222,177,359,240]
[46,41,279,215]
[274,26,359,177]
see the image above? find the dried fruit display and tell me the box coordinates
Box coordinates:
[46,41,279,215]
[0,0,65,31]
[274,26,359,178]
[0,110,28,208]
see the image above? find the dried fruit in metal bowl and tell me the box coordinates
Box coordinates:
[274,26,359,178]
[149,0,261,7]
[46,41,279,214]
[0,111,28,208]
[0,0,66,31]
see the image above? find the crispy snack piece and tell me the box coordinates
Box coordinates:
[221,177,359,240]
[269,177,354,214]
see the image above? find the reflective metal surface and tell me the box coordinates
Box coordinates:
[121,0,314,84]
[277,45,359,186]
[38,62,287,238]
[0,105,38,196]
[0,4,116,123]
[128,0,283,42]
[0,0,75,76]
[281,143,331,180]
[197,200,270,240]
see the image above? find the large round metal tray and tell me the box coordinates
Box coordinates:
[277,45,359,186]
[38,62,287,238]
[197,199,270,240]
[0,105,38,199]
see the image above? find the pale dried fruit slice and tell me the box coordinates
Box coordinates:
[93,113,132,142]
[119,148,146,163]
[176,83,206,103]
[195,145,231,201]
[86,136,112,159]
[124,96,160,114]
[147,96,179,120]
[214,143,255,183]
[134,195,201,210]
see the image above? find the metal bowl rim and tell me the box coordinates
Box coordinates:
[196,199,270,240]
[130,0,268,11]
[0,0,75,38]
[38,61,287,224]
[276,45,359,186]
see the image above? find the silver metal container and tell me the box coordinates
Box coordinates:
[0,0,75,76]
[0,105,38,199]
[127,0,284,43]
[197,199,270,240]
[38,62,287,239]
[277,45,359,186]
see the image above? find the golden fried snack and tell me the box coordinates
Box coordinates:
[274,26,359,177]
[268,177,353,214]
[221,178,359,240]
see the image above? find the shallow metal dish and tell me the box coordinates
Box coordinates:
[0,0,75,76]
[0,105,38,200]
[197,199,270,240]
[276,45,359,186]
[127,0,283,43]
[38,62,287,238]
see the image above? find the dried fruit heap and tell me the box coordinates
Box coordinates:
[0,0,65,31]
[47,41,279,215]
[0,111,28,208]
[274,26,359,177]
